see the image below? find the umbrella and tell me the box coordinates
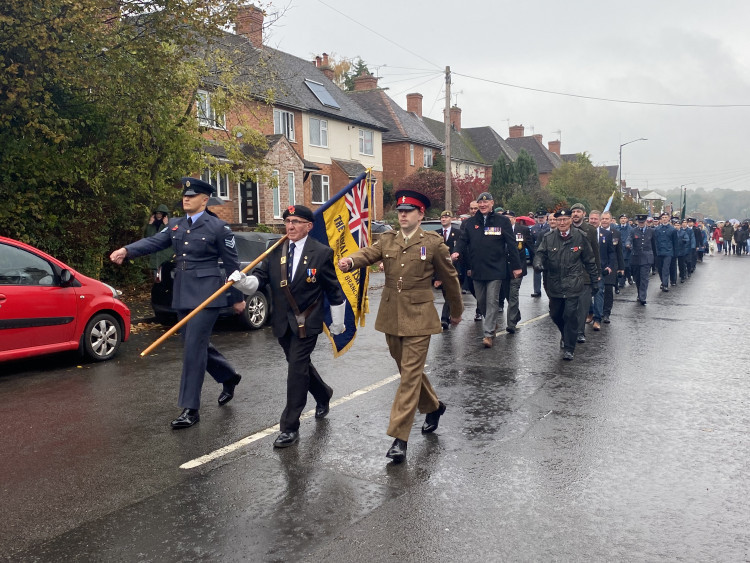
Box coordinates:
[729,218,739,225]
[515,215,535,226]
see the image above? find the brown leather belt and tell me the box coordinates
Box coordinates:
[384,278,431,292]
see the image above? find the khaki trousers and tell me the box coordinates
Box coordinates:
[385,333,439,441]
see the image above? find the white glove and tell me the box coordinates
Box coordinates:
[329,302,346,335]
[228,270,259,296]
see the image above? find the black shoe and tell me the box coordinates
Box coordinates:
[474,313,483,322]
[315,400,330,419]
[273,431,299,448]
[663,287,669,292]
[422,401,446,434]
[627,277,634,285]
[441,321,449,330]
[171,408,199,429]
[386,438,407,463]
[218,373,242,406]
[602,315,610,324]
[562,350,574,361]
[614,287,620,294]
[577,335,586,344]
[530,292,541,297]
[506,326,516,334]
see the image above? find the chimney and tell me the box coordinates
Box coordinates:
[313,56,322,68]
[533,134,543,143]
[319,52,334,80]
[548,140,561,155]
[449,106,462,132]
[406,93,423,117]
[236,5,264,48]
[509,124,524,138]
[353,72,379,91]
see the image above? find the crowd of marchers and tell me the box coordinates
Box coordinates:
[442,195,719,361]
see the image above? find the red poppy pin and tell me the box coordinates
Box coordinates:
[172,225,179,231]
[475,225,479,229]
[572,246,579,251]
[288,205,295,215]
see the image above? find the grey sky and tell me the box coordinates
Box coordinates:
[267,0,750,193]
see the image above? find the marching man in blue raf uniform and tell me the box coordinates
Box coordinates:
[110,177,245,429]
[338,190,463,464]
[229,205,347,449]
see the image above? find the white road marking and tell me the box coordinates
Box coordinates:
[493,312,550,337]
[180,371,406,469]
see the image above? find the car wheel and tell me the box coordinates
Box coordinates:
[82,313,121,361]
[239,292,268,330]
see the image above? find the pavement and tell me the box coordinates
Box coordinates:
[1,256,749,561]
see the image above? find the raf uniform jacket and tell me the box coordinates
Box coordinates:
[455,211,522,281]
[654,223,679,257]
[255,237,345,339]
[348,228,463,336]
[125,212,242,310]
[627,226,657,266]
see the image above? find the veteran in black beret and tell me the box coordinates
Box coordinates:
[338,188,463,463]
[110,177,245,429]
[231,203,347,448]
[533,208,598,360]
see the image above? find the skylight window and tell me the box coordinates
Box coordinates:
[305,79,340,109]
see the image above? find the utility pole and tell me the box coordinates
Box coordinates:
[444,65,452,211]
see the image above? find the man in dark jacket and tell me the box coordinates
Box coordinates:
[599,211,624,323]
[501,210,533,333]
[587,210,616,330]
[570,203,601,343]
[654,212,679,291]
[626,214,657,305]
[530,212,550,297]
[110,178,245,429]
[453,192,522,348]
[533,209,599,360]
[231,205,347,448]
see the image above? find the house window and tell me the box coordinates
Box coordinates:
[201,169,229,199]
[359,129,374,156]
[410,144,414,166]
[311,174,329,204]
[464,164,470,175]
[197,90,225,129]
[309,117,328,147]
[423,148,433,168]
[273,109,295,141]
[288,171,295,206]
[272,170,280,218]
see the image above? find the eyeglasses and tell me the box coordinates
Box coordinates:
[284,219,310,226]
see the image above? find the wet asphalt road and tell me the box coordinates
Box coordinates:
[1,255,749,561]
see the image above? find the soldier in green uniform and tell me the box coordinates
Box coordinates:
[338,190,463,464]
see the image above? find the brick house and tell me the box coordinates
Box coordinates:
[345,81,443,189]
[197,5,387,228]
[505,125,562,187]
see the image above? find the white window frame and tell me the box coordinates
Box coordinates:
[410,144,414,166]
[273,109,295,142]
[197,89,225,129]
[423,148,433,168]
[201,168,229,199]
[311,174,330,204]
[359,129,374,156]
[287,171,295,207]
[309,117,328,147]
[272,170,281,218]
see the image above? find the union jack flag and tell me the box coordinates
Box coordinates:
[345,177,370,248]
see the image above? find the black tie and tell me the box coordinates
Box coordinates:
[287,242,295,281]
[187,217,193,227]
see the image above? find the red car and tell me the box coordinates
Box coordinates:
[0,236,131,363]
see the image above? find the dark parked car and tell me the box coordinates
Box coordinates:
[0,236,131,362]
[420,219,462,232]
[151,231,281,329]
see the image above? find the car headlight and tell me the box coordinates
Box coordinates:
[103,283,122,299]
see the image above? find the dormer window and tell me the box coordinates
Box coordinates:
[197,90,225,129]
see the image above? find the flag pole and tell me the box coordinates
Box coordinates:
[140,234,288,357]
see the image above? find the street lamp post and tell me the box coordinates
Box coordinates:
[618,137,648,191]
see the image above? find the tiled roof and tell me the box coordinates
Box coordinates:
[332,158,366,178]
[422,117,485,165]
[461,126,517,164]
[217,33,387,131]
[346,89,442,149]
[505,136,562,174]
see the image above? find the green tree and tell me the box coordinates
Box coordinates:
[546,153,616,212]
[343,58,371,91]
[489,154,515,204]
[0,0,270,281]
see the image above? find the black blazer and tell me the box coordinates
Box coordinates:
[255,237,345,338]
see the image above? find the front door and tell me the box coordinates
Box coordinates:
[240,180,259,226]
